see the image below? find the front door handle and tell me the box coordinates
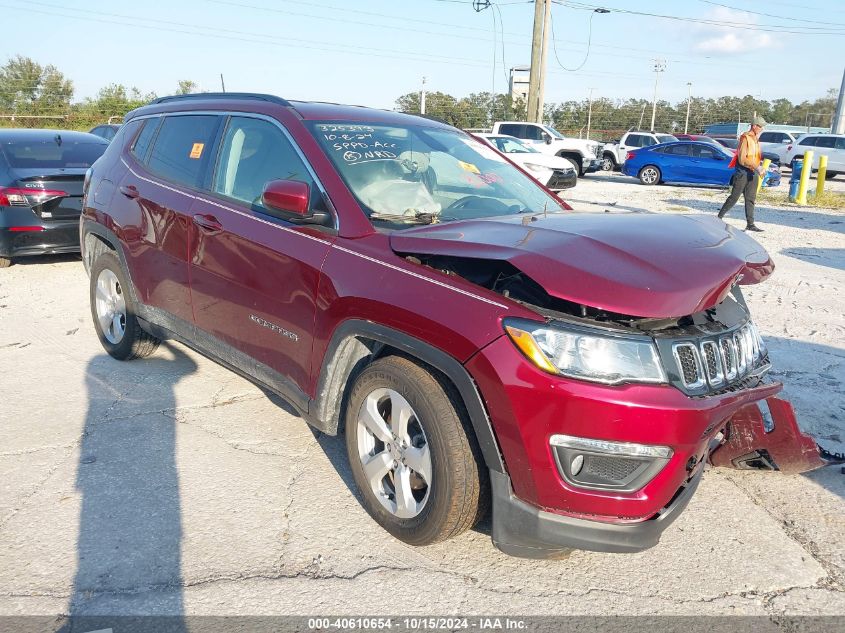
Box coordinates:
[119,184,139,199]
[192,213,223,234]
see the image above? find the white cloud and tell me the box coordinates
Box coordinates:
[693,7,778,54]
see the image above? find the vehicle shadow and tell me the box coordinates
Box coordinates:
[61,343,197,632]
[665,197,845,234]
[11,253,82,266]
[779,247,845,271]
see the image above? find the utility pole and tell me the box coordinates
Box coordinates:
[586,88,594,140]
[527,0,549,123]
[420,76,427,115]
[832,67,845,134]
[650,59,666,132]
[220,74,226,92]
[684,82,692,135]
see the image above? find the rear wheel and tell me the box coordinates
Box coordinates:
[345,355,486,546]
[638,165,661,185]
[89,251,160,360]
[0,257,11,268]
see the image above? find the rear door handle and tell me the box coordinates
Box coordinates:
[192,213,223,234]
[119,185,139,199]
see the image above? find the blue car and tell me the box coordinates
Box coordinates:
[622,141,735,186]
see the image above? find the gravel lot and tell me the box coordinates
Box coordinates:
[0,171,843,624]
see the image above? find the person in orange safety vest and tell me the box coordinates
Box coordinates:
[717,115,767,232]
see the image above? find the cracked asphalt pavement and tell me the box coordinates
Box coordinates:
[1,184,843,621]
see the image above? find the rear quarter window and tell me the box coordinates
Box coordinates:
[147,115,220,187]
[131,118,160,163]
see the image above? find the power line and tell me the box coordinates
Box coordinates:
[558,0,845,34]
[549,6,601,72]
[697,0,845,27]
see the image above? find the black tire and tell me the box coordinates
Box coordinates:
[89,251,160,360]
[638,165,661,185]
[345,355,487,546]
[600,155,616,172]
[0,257,11,268]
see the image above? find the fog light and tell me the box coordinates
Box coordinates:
[550,434,673,492]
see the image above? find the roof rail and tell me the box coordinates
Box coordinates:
[150,92,291,107]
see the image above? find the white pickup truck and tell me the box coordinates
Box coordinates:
[601,130,678,171]
[491,121,603,177]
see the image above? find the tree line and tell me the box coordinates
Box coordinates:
[1,54,838,140]
[395,89,840,141]
[0,55,198,129]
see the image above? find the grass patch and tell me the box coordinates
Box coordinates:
[756,189,845,210]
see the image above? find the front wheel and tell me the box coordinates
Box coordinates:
[345,355,486,546]
[638,165,661,185]
[600,155,616,172]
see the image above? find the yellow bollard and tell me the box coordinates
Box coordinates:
[816,154,828,199]
[796,150,813,206]
[756,158,771,195]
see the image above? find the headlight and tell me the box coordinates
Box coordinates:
[523,162,549,173]
[504,319,666,385]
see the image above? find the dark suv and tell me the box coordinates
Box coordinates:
[81,93,819,557]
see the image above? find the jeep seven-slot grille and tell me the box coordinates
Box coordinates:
[670,324,767,394]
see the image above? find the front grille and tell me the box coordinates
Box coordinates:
[669,323,767,394]
[547,169,574,189]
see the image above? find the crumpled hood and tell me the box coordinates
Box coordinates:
[390,213,774,318]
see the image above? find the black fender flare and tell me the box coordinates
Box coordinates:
[310,319,506,473]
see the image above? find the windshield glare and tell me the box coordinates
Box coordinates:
[542,125,565,139]
[490,136,538,154]
[656,135,677,143]
[308,122,565,229]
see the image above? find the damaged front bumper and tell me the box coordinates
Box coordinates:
[709,396,827,474]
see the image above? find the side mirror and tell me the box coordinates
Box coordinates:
[542,133,552,144]
[261,179,332,226]
[262,179,310,216]
[782,139,790,144]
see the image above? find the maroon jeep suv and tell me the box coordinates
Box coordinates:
[81,93,818,557]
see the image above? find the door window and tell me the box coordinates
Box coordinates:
[147,115,220,187]
[815,136,836,148]
[212,116,321,214]
[835,137,845,150]
[498,124,524,138]
[521,125,545,141]
[695,145,719,159]
[625,134,643,147]
[799,136,818,146]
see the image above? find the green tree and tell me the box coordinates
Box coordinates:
[176,80,198,95]
[77,84,157,124]
[0,55,73,116]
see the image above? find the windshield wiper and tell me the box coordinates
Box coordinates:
[369,211,440,225]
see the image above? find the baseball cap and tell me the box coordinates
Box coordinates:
[751,115,767,127]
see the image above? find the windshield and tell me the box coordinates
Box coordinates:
[542,125,565,139]
[656,134,677,144]
[308,121,566,229]
[1,140,107,169]
[488,136,539,154]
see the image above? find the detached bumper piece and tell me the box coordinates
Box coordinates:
[490,468,702,558]
[709,396,826,474]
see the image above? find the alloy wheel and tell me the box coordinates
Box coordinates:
[356,388,432,519]
[94,268,127,344]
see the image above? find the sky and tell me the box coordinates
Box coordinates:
[0,0,843,110]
